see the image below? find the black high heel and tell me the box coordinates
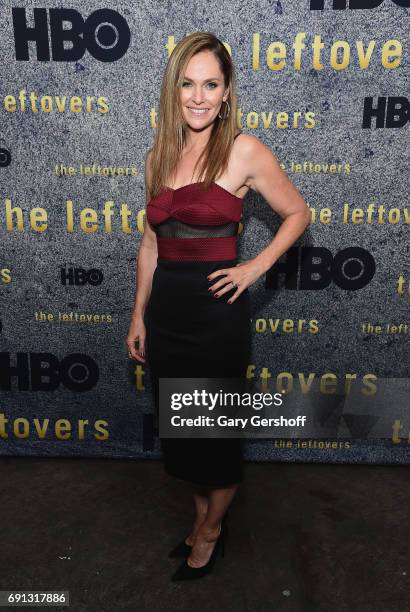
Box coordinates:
[168,510,229,559]
[171,521,227,581]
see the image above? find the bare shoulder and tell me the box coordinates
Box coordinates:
[232,133,280,194]
[230,135,309,222]
[234,132,274,159]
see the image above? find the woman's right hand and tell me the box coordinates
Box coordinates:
[126,318,146,363]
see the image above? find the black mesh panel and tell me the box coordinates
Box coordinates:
[155,218,239,238]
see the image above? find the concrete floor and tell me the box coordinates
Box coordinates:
[0,457,408,612]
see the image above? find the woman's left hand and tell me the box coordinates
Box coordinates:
[207,259,266,304]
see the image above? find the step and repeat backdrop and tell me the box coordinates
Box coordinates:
[1,1,409,464]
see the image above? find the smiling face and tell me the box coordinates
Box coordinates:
[180,50,229,132]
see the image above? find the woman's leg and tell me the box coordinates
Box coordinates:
[187,483,238,568]
[185,485,209,546]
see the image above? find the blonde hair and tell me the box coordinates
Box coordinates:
[148,31,239,200]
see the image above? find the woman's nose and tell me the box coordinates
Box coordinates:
[191,87,204,103]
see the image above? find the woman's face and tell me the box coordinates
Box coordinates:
[180,50,229,131]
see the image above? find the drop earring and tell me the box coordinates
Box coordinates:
[218,100,230,120]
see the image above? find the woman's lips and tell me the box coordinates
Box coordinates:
[187,108,210,115]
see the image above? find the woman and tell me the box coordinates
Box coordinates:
[127,32,310,581]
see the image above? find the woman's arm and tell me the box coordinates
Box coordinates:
[242,134,311,274]
[208,135,311,302]
[126,151,158,363]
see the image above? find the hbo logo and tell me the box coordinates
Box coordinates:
[266,247,376,290]
[61,268,103,286]
[12,8,131,62]
[310,1,409,8]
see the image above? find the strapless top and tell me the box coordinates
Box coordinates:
[146,181,244,261]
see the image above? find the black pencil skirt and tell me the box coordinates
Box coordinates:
[144,257,251,488]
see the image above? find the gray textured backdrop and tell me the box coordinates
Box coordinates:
[0,1,409,463]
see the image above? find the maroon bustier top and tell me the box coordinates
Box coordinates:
[146,181,244,261]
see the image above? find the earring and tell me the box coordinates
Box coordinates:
[218,100,230,120]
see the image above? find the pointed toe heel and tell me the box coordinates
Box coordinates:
[169,510,229,562]
[171,522,227,581]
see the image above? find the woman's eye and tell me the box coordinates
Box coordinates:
[181,82,217,88]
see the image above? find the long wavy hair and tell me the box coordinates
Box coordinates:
[148,32,239,200]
